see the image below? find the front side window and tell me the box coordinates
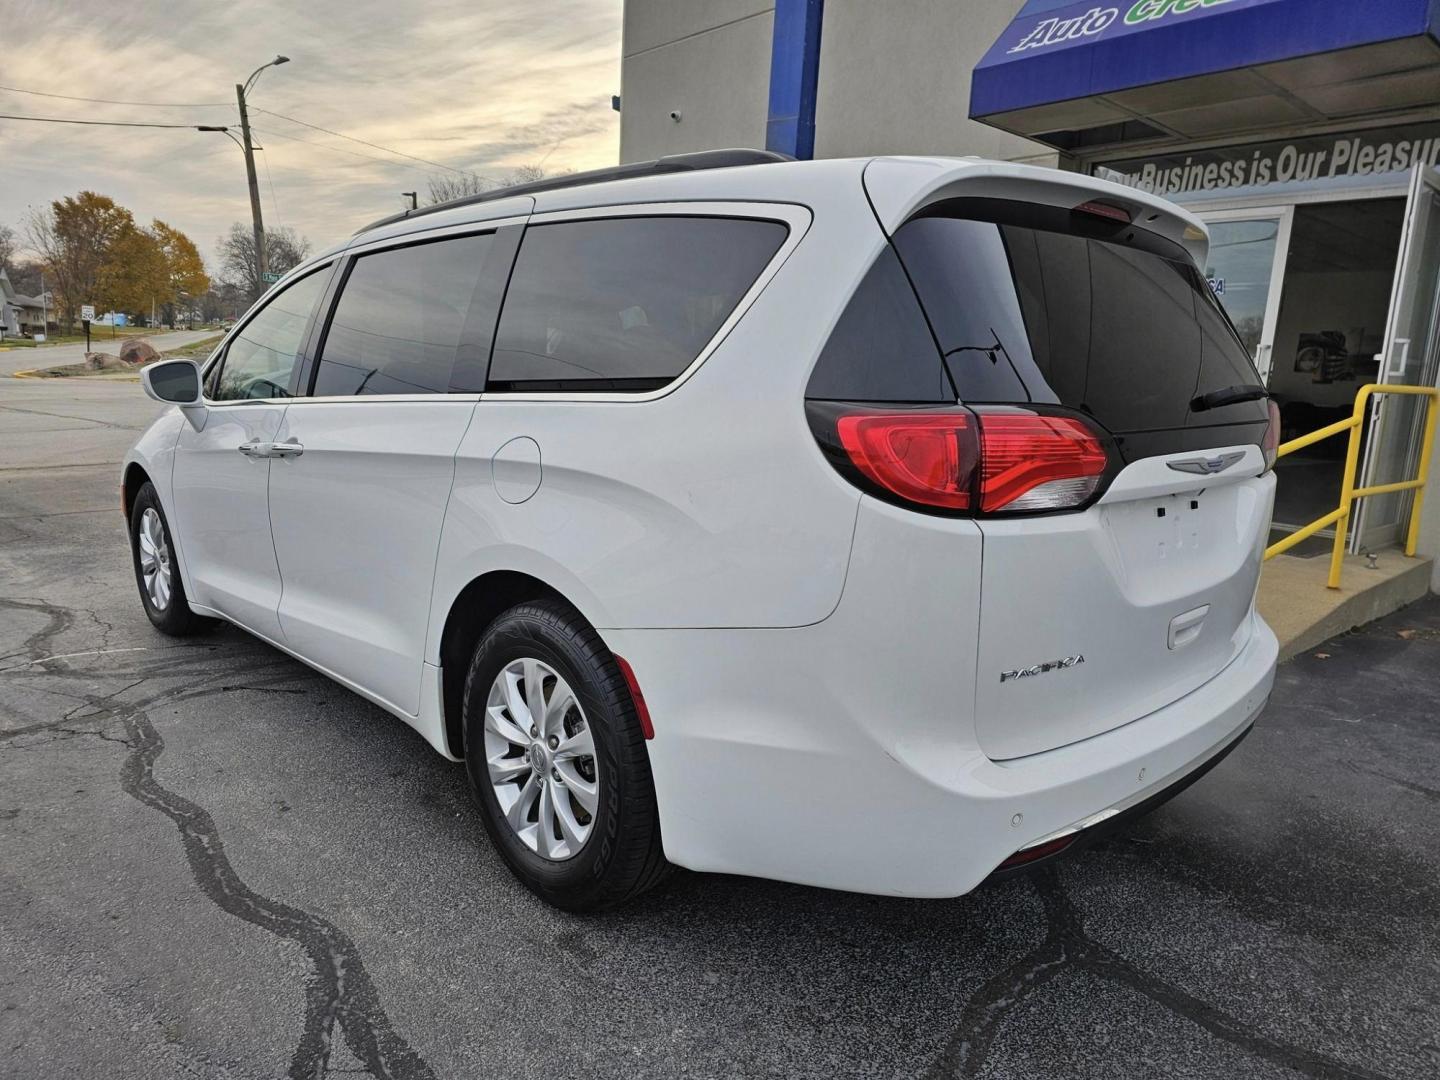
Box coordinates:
[210,269,330,401]
[488,216,788,392]
[312,232,494,396]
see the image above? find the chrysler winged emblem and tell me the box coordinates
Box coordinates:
[1167,451,1246,476]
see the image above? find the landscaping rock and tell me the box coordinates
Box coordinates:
[118,338,160,365]
[84,352,123,371]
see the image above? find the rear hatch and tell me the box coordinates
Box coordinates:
[890,197,1275,760]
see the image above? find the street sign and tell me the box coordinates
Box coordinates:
[261,271,282,283]
[80,304,96,321]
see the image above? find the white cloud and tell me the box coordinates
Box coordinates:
[0,0,622,270]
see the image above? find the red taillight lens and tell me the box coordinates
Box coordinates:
[976,413,1109,513]
[996,832,1078,871]
[614,655,654,740]
[1262,400,1281,472]
[835,413,976,510]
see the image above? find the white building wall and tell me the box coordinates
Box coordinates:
[620,1,775,163]
[619,0,1062,167]
[813,0,1057,166]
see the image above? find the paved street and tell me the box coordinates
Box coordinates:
[0,330,218,378]
[2,375,1438,1080]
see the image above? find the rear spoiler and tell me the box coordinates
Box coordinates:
[862,156,1209,266]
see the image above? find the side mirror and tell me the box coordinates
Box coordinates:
[140,359,203,407]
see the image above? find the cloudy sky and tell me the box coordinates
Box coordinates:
[0,0,623,270]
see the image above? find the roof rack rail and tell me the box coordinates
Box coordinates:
[356,148,794,235]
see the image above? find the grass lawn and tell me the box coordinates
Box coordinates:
[0,327,225,350]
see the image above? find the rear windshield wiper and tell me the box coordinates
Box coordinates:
[1191,384,1268,412]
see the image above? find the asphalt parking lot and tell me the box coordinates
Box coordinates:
[2,377,1438,1079]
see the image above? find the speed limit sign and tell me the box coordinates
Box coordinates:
[81,304,96,322]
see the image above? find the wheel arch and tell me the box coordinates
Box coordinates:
[437,569,591,760]
[121,461,152,521]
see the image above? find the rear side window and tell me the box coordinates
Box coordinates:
[892,200,1268,438]
[488,216,787,392]
[804,247,951,403]
[313,232,495,396]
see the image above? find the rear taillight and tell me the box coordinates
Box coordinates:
[1262,399,1281,472]
[811,403,1112,516]
[835,413,977,510]
[977,413,1109,513]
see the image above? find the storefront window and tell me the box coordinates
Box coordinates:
[1202,219,1280,359]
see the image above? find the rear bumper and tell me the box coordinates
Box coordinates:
[607,608,1277,899]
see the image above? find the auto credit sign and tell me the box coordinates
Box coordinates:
[1001,0,1264,55]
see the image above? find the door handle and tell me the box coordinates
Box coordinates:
[237,440,304,459]
[1388,338,1411,380]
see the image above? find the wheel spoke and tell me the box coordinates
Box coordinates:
[534,780,556,858]
[506,774,541,831]
[138,530,156,559]
[552,788,588,849]
[553,724,594,760]
[486,751,530,784]
[554,759,598,813]
[484,704,531,749]
[545,683,577,733]
[524,659,548,736]
[501,668,533,733]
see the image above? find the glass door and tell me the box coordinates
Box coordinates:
[1353,166,1440,552]
[1197,207,1294,383]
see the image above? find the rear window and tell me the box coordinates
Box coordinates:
[892,199,1268,441]
[488,216,788,392]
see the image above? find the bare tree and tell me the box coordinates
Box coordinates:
[425,172,494,206]
[424,164,573,207]
[0,224,16,274]
[217,223,311,303]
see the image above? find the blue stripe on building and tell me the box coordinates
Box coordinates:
[766,0,825,159]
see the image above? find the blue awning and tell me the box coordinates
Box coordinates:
[972,0,1440,150]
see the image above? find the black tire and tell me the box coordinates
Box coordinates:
[462,599,669,911]
[128,482,212,637]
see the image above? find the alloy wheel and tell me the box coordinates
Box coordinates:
[137,508,172,611]
[483,657,600,860]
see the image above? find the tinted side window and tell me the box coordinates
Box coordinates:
[804,247,951,402]
[211,269,329,401]
[312,232,493,397]
[489,216,787,392]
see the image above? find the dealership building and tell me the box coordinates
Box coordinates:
[619,0,1440,577]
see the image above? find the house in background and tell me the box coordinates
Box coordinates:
[0,268,52,339]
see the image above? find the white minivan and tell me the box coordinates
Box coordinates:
[124,151,1279,910]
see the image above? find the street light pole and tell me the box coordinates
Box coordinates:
[235,55,289,301]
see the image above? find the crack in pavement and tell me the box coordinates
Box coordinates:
[3,600,438,1080]
[926,867,1398,1080]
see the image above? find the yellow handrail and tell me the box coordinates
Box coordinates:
[1263,383,1440,589]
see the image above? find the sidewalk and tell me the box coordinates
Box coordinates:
[1259,545,1434,660]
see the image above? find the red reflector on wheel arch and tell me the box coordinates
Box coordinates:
[614,655,654,739]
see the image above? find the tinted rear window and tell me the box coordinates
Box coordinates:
[804,247,951,403]
[488,216,787,392]
[893,199,1268,436]
[313,232,496,397]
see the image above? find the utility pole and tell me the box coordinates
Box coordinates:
[402,191,418,212]
[234,56,289,301]
[235,82,267,301]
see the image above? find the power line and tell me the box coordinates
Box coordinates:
[249,124,439,174]
[0,113,214,129]
[0,83,229,108]
[253,107,490,179]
